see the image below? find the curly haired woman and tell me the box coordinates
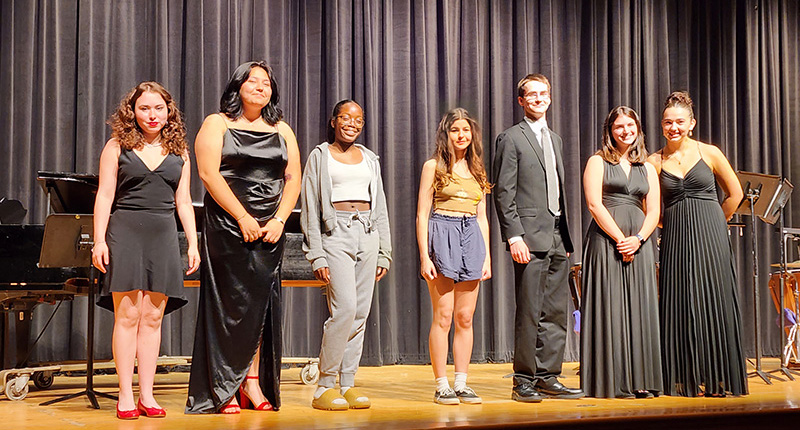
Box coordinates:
[93,81,200,419]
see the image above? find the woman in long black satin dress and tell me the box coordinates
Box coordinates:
[186,61,301,414]
[648,91,747,397]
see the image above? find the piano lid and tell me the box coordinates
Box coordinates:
[37,171,98,214]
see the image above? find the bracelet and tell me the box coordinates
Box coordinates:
[94,241,106,246]
[235,212,248,221]
[635,234,645,244]
[272,215,285,225]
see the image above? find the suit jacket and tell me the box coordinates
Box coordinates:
[492,120,574,254]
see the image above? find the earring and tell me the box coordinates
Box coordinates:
[689,130,693,136]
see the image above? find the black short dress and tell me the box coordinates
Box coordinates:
[97,148,187,314]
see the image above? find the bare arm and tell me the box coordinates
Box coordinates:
[260,121,302,243]
[175,152,200,275]
[195,114,262,241]
[276,121,302,220]
[476,194,491,280]
[638,162,661,240]
[92,139,121,273]
[703,143,743,220]
[583,156,626,242]
[416,160,437,280]
[647,152,664,228]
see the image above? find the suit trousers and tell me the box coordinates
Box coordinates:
[512,228,569,383]
[317,210,379,388]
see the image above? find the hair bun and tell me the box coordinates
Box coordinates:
[663,90,695,118]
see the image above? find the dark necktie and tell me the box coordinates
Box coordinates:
[541,127,560,215]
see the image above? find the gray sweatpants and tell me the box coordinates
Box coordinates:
[318,210,380,388]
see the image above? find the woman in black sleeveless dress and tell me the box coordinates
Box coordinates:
[93,82,200,419]
[186,62,301,414]
[649,92,747,397]
[581,106,662,398]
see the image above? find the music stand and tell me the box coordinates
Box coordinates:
[735,171,792,384]
[36,214,116,408]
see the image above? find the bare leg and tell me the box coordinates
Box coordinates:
[452,280,480,373]
[241,346,269,406]
[112,291,142,411]
[136,291,167,408]
[428,276,456,379]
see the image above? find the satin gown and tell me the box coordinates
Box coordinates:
[580,161,662,398]
[186,128,288,413]
[659,158,747,397]
[98,149,187,314]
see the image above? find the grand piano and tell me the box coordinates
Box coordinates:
[0,172,97,370]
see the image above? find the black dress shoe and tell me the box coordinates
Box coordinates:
[512,381,543,403]
[534,379,584,399]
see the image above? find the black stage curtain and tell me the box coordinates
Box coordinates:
[1,0,798,367]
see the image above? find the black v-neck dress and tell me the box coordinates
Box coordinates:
[98,148,187,314]
[580,160,662,398]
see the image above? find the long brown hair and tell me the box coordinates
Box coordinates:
[107,81,187,155]
[432,108,491,193]
[599,106,648,164]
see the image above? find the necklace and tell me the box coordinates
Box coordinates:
[143,139,162,148]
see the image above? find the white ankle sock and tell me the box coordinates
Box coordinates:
[436,376,451,392]
[314,386,329,399]
[340,386,351,395]
[454,372,467,391]
[314,387,348,405]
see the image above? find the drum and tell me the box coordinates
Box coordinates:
[768,270,800,362]
[768,270,800,320]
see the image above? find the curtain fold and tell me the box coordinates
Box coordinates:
[0,0,797,367]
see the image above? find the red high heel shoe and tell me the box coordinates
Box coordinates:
[220,400,240,414]
[239,376,273,411]
[137,399,167,418]
[116,402,140,420]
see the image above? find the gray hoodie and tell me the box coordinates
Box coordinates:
[300,142,392,271]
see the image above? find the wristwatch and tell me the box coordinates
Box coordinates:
[635,234,645,244]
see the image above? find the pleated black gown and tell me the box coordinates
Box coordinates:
[580,161,662,398]
[659,158,748,397]
[186,128,287,413]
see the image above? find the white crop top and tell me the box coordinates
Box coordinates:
[328,152,371,202]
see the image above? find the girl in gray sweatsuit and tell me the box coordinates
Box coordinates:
[300,100,391,410]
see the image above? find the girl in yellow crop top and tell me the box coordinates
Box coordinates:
[415,108,492,404]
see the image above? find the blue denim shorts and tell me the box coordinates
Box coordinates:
[428,213,486,282]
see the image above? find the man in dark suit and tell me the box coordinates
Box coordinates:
[492,74,583,402]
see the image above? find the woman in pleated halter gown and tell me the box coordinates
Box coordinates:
[648,91,747,397]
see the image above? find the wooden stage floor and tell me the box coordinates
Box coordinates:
[5,359,800,429]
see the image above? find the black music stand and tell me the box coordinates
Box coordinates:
[735,171,792,384]
[36,214,116,408]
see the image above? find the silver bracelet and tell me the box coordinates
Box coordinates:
[272,215,285,224]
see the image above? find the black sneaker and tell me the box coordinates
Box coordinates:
[434,387,459,405]
[455,386,482,404]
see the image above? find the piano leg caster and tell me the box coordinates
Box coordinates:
[4,374,30,401]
